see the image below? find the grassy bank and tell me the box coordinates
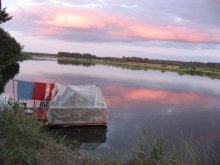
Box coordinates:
[58,57,220,79]
[0,100,95,165]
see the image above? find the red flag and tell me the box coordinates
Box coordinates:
[48,83,55,100]
[32,82,47,100]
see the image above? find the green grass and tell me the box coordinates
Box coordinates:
[0,99,92,165]
[129,127,220,165]
[129,131,199,165]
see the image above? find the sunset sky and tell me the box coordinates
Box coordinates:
[1,0,220,62]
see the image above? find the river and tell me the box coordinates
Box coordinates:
[2,58,220,161]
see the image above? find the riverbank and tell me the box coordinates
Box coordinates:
[29,51,220,79]
[0,100,97,165]
[58,56,220,79]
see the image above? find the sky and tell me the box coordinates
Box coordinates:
[1,0,220,62]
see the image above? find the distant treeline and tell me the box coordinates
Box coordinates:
[58,52,96,59]
[58,52,220,69]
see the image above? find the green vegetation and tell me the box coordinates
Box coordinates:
[0,3,12,24]
[129,129,220,165]
[0,27,22,71]
[130,138,190,165]
[129,130,202,165]
[0,99,92,165]
[0,3,27,92]
[0,3,22,71]
[20,52,33,60]
[0,63,19,93]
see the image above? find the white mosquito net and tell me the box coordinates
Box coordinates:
[47,83,108,125]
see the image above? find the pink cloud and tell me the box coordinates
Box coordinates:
[10,5,220,43]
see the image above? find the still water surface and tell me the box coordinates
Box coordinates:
[4,58,220,160]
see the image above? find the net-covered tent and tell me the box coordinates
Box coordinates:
[47,83,108,126]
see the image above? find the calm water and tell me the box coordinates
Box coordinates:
[3,58,220,160]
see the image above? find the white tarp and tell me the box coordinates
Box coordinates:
[47,83,108,125]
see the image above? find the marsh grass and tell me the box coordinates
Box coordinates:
[130,129,184,165]
[0,99,96,165]
[0,101,43,164]
[129,128,220,165]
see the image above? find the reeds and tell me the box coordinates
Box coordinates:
[0,98,87,165]
[129,127,220,165]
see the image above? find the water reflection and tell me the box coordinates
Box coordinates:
[3,59,220,161]
[12,60,220,96]
[48,126,107,143]
[103,83,217,111]
[0,63,19,93]
[57,58,145,71]
[47,126,107,151]
[58,59,95,67]
[100,83,220,160]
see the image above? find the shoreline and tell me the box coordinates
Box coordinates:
[57,56,220,79]
[29,52,220,79]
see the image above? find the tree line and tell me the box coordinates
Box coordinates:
[0,1,22,71]
[58,52,220,69]
[0,1,22,92]
[58,52,96,59]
